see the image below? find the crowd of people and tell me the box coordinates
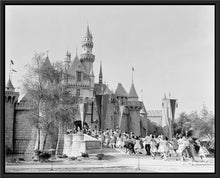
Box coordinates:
[86,128,210,163]
[67,127,211,163]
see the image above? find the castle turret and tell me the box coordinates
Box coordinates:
[80,25,95,74]
[128,82,138,102]
[5,79,19,153]
[126,82,142,136]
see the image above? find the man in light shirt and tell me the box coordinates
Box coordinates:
[143,134,152,155]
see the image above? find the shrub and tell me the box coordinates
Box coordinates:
[69,156,77,160]
[34,149,51,162]
[81,153,89,158]
[96,153,104,160]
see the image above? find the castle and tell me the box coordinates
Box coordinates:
[5,26,177,155]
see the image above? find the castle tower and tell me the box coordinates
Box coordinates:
[99,61,103,85]
[5,79,19,153]
[80,25,95,74]
[89,66,95,89]
[162,93,178,139]
[127,81,142,136]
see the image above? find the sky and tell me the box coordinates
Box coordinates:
[5,5,214,116]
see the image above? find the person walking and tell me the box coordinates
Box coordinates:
[150,135,158,159]
[143,134,152,156]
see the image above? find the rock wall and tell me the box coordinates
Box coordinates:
[5,102,15,153]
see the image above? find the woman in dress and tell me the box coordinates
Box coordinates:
[134,136,142,154]
[150,135,158,159]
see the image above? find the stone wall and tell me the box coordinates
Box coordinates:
[129,111,141,136]
[14,110,33,154]
[5,102,15,153]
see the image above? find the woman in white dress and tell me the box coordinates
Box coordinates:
[134,136,142,154]
[150,135,158,159]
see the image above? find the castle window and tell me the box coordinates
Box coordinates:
[76,71,82,82]
[76,89,80,96]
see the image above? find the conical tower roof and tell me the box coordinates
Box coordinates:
[43,55,52,67]
[128,83,138,98]
[115,83,128,97]
[6,79,15,91]
[85,25,93,39]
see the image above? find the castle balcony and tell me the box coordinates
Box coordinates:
[80,53,95,62]
[82,40,93,47]
[124,100,143,111]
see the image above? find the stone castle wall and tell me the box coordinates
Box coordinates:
[14,110,33,154]
[5,101,15,152]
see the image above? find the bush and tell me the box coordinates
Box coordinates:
[34,149,51,162]
[81,153,89,158]
[69,156,77,160]
[96,153,104,160]
[58,154,68,158]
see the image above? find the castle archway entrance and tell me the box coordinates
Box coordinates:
[74,120,89,130]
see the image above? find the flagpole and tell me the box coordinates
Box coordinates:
[9,62,12,80]
[132,68,133,83]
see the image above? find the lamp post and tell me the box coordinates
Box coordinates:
[136,152,141,171]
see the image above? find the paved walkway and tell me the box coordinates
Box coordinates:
[5,147,215,173]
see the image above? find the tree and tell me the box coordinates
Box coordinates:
[21,52,78,151]
[174,106,214,142]
[21,52,49,150]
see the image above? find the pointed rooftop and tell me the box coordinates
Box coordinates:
[85,25,93,39]
[115,83,128,97]
[42,55,52,69]
[128,82,138,98]
[5,79,15,91]
[104,85,112,95]
[68,52,86,75]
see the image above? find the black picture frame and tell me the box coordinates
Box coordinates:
[1,1,219,178]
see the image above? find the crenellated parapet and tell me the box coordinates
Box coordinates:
[5,91,19,103]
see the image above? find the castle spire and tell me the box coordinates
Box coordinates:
[6,78,15,92]
[85,24,93,39]
[99,61,103,85]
